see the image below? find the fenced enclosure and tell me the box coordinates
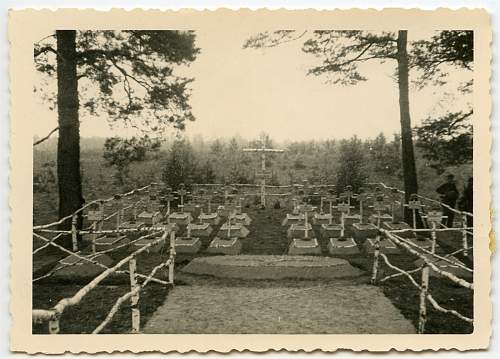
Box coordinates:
[32,180,474,334]
[32,184,176,334]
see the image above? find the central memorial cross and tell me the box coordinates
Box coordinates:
[243,139,284,207]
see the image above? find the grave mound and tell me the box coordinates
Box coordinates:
[181,255,364,280]
[50,253,115,282]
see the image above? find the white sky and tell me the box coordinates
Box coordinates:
[33,30,472,142]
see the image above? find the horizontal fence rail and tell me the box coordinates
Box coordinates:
[372,225,473,333]
[32,230,176,334]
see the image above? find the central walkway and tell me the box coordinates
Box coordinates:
[144,206,415,334]
[143,256,415,334]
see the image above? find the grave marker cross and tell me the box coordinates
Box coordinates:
[356,192,372,224]
[324,194,337,225]
[403,194,425,229]
[300,204,315,239]
[192,190,207,223]
[421,209,446,254]
[161,188,177,217]
[333,201,355,238]
[340,185,357,215]
[371,194,389,228]
[243,139,284,207]
[175,183,188,206]
[389,188,404,223]
[291,197,300,215]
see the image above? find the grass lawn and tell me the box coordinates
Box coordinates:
[33,283,169,334]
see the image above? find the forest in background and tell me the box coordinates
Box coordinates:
[33,131,472,225]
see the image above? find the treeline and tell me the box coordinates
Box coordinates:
[34,132,472,201]
[159,134,403,191]
[116,133,470,198]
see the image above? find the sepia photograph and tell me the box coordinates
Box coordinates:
[8,8,492,353]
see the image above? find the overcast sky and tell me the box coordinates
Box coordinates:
[33,30,472,142]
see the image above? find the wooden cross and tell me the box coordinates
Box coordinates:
[175,183,188,206]
[299,204,315,239]
[291,197,300,215]
[371,193,389,228]
[338,201,355,237]
[162,188,177,214]
[226,208,237,238]
[243,138,284,207]
[340,185,357,215]
[421,209,447,254]
[356,189,371,224]
[192,189,207,223]
[87,201,104,254]
[403,194,425,229]
[324,194,337,225]
[388,188,404,223]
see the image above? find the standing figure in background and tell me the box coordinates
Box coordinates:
[459,176,473,228]
[436,174,459,227]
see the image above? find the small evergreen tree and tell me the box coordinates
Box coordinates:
[335,136,367,193]
[162,139,198,189]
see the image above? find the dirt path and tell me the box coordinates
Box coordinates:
[144,209,416,334]
[143,278,415,334]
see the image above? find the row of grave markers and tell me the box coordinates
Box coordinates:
[282,185,471,262]
[78,182,255,256]
[71,181,471,260]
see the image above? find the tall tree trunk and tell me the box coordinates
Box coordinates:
[396,30,419,223]
[56,30,83,249]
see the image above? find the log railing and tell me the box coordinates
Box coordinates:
[371,228,473,333]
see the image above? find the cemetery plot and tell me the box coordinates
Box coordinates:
[242,141,284,207]
[288,204,322,255]
[326,200,360,256]
[363,236,400,255]
[174,215,202,255]
[313,195,335,225]
[350,190,378,240]
[32,179,474,335]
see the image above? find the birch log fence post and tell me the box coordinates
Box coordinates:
[129,258,140,333]
[371,235,381,284]
[71,215,78,252]
[168,231,176,285]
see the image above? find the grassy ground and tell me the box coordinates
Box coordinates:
[33,201,473,334]
[33,283,169,334]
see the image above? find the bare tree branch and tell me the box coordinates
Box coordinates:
[35,34,56,45]
[34,46,58,58]
[33,127,59,146]
[244,30,308,49]
[108,57,153,91]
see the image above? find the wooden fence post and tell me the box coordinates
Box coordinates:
[71,215,78,252]
[169,231,176,285]
[48,316,60,334]
[129,258,140,333]
[91,222,96,254]
[462,213,469,257]
[371,235,381,285]
[116,200,122,231]
[98,201,104,232]
[418,263,430,333]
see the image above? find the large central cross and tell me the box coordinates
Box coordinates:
[243,139,284,207]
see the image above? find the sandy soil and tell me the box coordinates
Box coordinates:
[143,281,415,334]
